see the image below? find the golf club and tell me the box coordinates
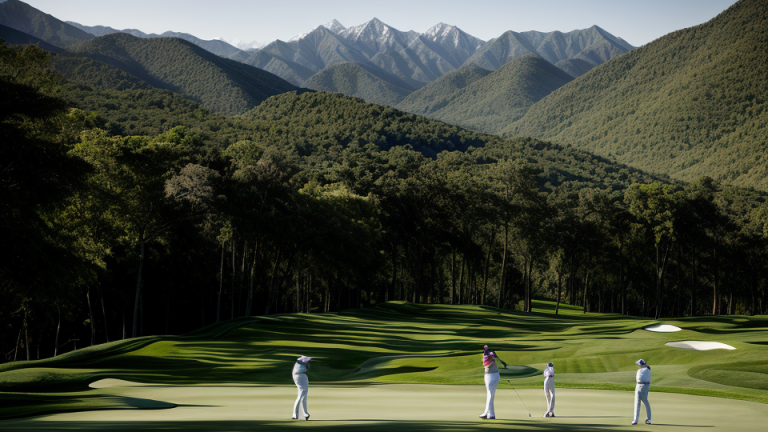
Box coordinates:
[507,379,532,418]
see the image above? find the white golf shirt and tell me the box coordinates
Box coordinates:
[636,366,651,384]
[543,366,554,378]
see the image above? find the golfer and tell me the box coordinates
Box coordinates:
[479,345,507,420]
[292,355,312,420]
[543,362,555,417]
[632,359,651,425]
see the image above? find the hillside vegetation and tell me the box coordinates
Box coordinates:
[70,33,298,115]
[507,0,768,190]
[398,54,573,133]
[396,64,491,115]
[304,61,414,106]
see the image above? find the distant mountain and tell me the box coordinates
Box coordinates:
[304,61,413,106]
[323,19,346,34]
[242,18,490,90]
[0,0,93,48]
[465,26,634,75]
[397,65,491,115]
[507,0,768,190]
[67,21,245,59]
[243,25,370,86]
[0,22,63,52]
[398,54,573,133]
[70,33,298,115]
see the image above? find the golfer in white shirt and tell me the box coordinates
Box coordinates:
[292,355,312,420]
[632,359,651,425]
[543,362,555,417]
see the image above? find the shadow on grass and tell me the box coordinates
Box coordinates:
[1,419,650,431]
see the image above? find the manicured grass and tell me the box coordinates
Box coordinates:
[1,300,767,420]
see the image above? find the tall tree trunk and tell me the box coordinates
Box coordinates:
[14,327,22,361]
[216,242,225,322]
[98,283,109,342]
[482,227,495,306]
[498,220,509,308]
[231,240,236,319]
[458,255,465,305]
[131,234,145,338]
[246,242,257,317]
[712,246,718,315]
[389,251,397,303]
[54,307,61,357]
[582,271,590,314]
[526,256,534,312]
[450,248,456,305]
[555,270,562,315]
[87,286,96,346]
[240,241,247,317]
[24,306,30,360]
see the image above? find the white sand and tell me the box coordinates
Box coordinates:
[665,341,735,350]
[645,324,681,332]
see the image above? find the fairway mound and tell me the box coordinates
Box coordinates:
[90,379,163,389]
[666,341,735,350]
[645,324,681,332]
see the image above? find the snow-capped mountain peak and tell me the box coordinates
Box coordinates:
[423,22,484,50]
[323,19,346,34]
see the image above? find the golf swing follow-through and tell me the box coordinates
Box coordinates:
[479,344,507,419]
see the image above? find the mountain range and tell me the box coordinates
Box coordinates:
[4,0,767,192]
[507,0,768,190]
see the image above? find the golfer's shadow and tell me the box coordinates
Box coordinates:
[554,416,623,419]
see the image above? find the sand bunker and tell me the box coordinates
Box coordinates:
[665,341,735,351]
[645,324,682,332]
[90,379,162,389]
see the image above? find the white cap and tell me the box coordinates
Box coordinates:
[298,355,312,362]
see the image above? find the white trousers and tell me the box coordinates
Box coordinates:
[633,384,651,422]
[292,372,309,418]
[483,372,500,417]
[544,377,555,414]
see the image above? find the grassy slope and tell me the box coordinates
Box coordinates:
[416,54,573,134]
[1,300,767,420]
[71,33,298,115]
[507,0,768,190]
[304,62,414,107]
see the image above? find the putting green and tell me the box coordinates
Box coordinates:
[2,381,767,431]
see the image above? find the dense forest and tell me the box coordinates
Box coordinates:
[2,41,768,368]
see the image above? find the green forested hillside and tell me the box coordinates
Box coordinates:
[0,0,93,48]
[0,23,62,53]
[70,33,298,115]
[553,58,595,78]
[398,54,573,134]
[304,61,414,107]
[396,65,491,115]
[507,0,768,190]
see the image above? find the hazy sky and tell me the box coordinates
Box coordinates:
[22,0,738,47]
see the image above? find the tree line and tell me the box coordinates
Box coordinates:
[2,42,767,365]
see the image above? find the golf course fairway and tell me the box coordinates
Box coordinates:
[2,380,768,431]
[1,300,767,430]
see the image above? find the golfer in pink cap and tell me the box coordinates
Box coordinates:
[479,345,507,419]
[292,355,312,420]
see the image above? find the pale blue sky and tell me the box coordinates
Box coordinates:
[23,0,738,47]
